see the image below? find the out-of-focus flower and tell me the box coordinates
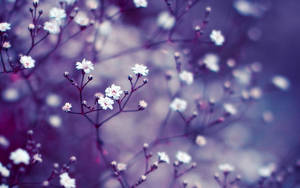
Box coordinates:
[0,184,8,188]
[233,68,251,85]
[86,0,99,9]
[157,11,175,29]
[133,0,148,8]
[233,0,262,17]
[158,152,170,164]
[49,7,66,24]
[98,21,112,36]
[258,164,276,177]
[76,58,94,73]
[132,64,149,76]
[272,75,290,91]
[98,97,114,110]
[105,84,123,100]
[179,70,194,85]
[46,94,61,107]
[74,12,90,26]
[249,87,262,99]
[44,21,60,34]
[0,136,9,148]
[2,41,11,49]
[2,88,19,102]
[117,163,127,171]
[62,102,72,112]
[210,30,225,46]
[195,135,207,147]
[0,163,10,177]
[48,115,62,127]
[139,100,148,109]
[176,151,192,164]
[262,111,274,123]
[60,172,76,188]
[170,98,187,112]
[203,53,219,72]
[9,148,30,165]
[33,154,43,163]
[224,103,237,115]
[20,55,35,69]
[218,163,235,173]
[0,22,11,32]
[33,0,39,4]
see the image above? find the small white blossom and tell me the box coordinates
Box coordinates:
[98,97,114,110]
[117,163,127,171]
[49,7,66,24]
[98,21,112,36]
[0,184,8,188]
[44,21,60,34]
[195,135,207,147]
[74,12,90,26]
[132,64,149,76]
[59,172,76,188]
[20,55,35,69]
[9,148,30,165]
[2,41,11,49]
[203,53,220,72]
[169,98,187,112]
[179,70,194,85]
[223,103,237,115]
[86,0,99,9]
[218,163,235,173]
[234,0,260,17]
[0,163,10,177]
[157,11,175,29]
[33,0,39,4]
[176,151,191,164]
[33,154,43,163]
[105,84,123,100]
[62,102,72,112]
[133,0,148,8]
[0,22,11,32]
[157,152,170,164]
[0,136,9,148]
[272,75,290,91]
[258,164,276,177]
[210,30,225,46]
[76,58,94,73]
[139,100,148,109]
[250,87,262,99]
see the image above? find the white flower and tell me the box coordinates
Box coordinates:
[49,7,66,24]
[98,21,112,36]
[74,12,89,26]
[195,135,207,147]
[76,58,94,73]
[258,164,276,177]
[210,30,225,46]
[2,41,11,49]
[86,0,99,10]
[232,68,251,85]
[98,97,114,110]
[62,102,72,112]
[218,163,235,172]
[176,151,191,164]
[48,115,62,128]
[132,64,149,76]
[44,21,60,34]
[20,55,35,69]
[169,98,187,112]
[157,152,170,164]
[234,0,259,17]
[139,100,148,109]
[59,172,76,188]
[157,11,175,29]
[0,184,8,188]
[33,0,39,4]
[0,136,9,148]
[116,163,127,171]
[203,53,219,72]
[9,148,30,165]
[0,163,10,177]
[33,154,43,163]
[133,0,148,8]
[223,103,237,115]
[250,87,263,99]
[0,22,11,32]
[105,84,123,100]
[179,70,194,85]
[272,75,290,91]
